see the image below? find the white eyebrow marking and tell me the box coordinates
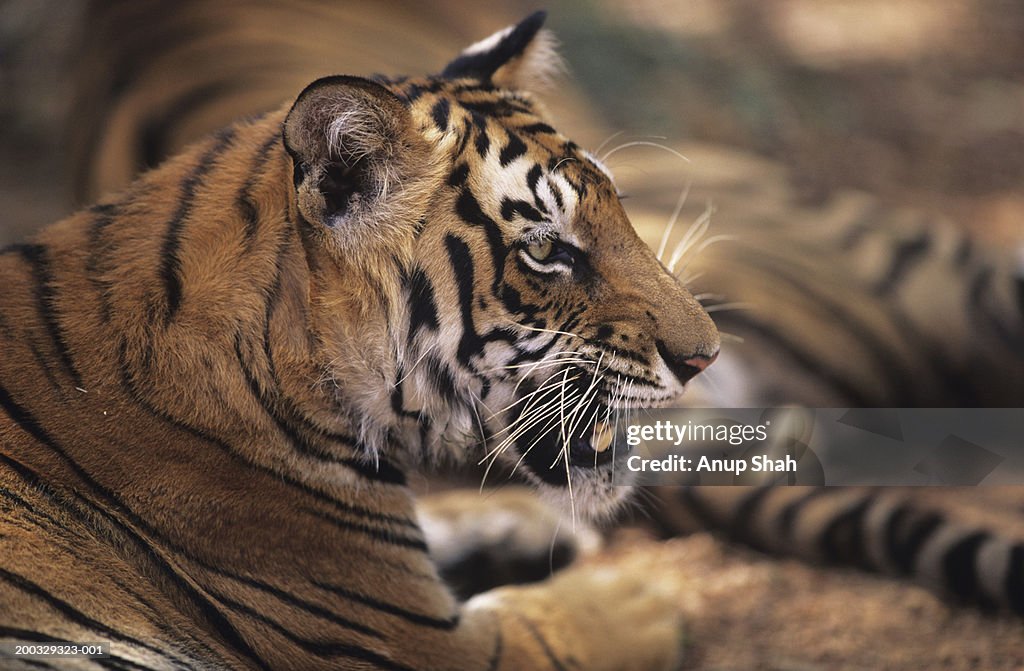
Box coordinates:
[583,150,616,186]
[536,171,577,229]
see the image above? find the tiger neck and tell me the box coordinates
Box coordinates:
[0,112,420,572]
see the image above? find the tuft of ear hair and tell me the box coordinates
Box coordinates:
[283,75,414,229]
[441,10,564,91]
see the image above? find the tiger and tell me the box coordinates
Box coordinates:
[1,12,718,670]
[6,6,1024,671]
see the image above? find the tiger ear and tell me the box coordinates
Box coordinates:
[441,10,563,91]
[283,75,417,232]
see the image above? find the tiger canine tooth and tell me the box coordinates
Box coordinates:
[591,421,613,452]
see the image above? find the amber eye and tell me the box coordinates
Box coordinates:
[526,239,553,262]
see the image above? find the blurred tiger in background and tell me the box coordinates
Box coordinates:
[67,0,1024,408]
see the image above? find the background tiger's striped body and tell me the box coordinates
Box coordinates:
[61,0,1024,411]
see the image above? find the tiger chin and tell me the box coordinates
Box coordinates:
[0,11,717,671]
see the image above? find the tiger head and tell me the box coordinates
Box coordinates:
[281,12,719,517]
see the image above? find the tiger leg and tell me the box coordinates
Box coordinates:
[417,487,601,600]
[454,549,688,671]
[409,489,686,670]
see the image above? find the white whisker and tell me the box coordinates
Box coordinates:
[673,234,738,275]
[703,302,752,314]
[601,141,691,165]
[656,177,693,263]
[666,201,714,273]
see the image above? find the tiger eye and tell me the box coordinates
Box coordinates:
[526,239,553,262]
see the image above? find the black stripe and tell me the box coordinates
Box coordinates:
[968,264,1024,356]
[500,198,544,222]
[447,162,470,188]
[874,232,931,294]
[472,112,491,158]
[431,98,451,133]
[454,118,473,157]
[159,128,236,325]
[313,581,459,630]
[547,176,564,211]
[1015,273,1024,320]
[732,256,917,402]
[444,234,486,368]
[390,367,417,420]
[117,339,415,528]
[454,187,509,303]
[397,80,443,104]
[335,455,406,487]
[1005,543,1024,615]
[406,266,440,342]
[586,340,648,366]
[677,487,720,528]
[526,164,543,198]
[233,335,406,486]
[0,486,65,530]
[518,122,557,135]
[718,313,874,406]
[818,495,872,567]
[424,355,459,403]
[25,340,66,396]
[0,388,273,670]
[203,594,418,670]
[85,201,122,325]
[238,130,284,246]
[485,623,503,671]
[0,568,174,659]
[94,656,156,671]
[727,487,773,550]
[458,98,532,118]
[942,531,992,606]
[194,565,385,639]
[777,488,830,539]
[0,627,70,642]
[303,507,428,552]
[2,456,409,666]
[884,505,944,575]
[8,244,84,389]
[499,133,527,166]
[518,616,570,671]
[209,588,380,650]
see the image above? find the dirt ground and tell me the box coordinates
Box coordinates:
[600,530,1024,670]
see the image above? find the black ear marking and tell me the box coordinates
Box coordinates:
[319,160,364,220]
[441,10,547,82]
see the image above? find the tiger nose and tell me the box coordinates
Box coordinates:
[656,341,719,384]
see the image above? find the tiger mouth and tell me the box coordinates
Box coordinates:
[511,397,628,486]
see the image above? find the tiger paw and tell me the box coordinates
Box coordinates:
[466,544,688,671]
[417,487,602,600]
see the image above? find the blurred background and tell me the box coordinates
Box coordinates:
[2,0,1024,247]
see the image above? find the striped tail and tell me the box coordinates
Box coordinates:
[644,486,1024,615]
